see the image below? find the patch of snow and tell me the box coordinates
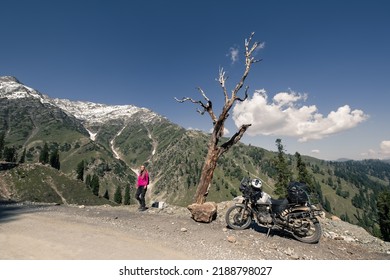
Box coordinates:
[85,128,98,141]
[147,130,156,156]
[0,79,54,106]
[110,126,126,159]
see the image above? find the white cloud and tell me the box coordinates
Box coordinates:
[361,149,378,158]
[380,141,390,154]
[311,149,320,154]
[273,91,307,107]
[228,47,239,63]
[361,142,390,159]
[232,90,369,142]
[255,42,265,53]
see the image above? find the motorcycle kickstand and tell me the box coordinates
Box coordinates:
[266,227,271,237]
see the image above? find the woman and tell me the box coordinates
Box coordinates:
[136,165,149,211]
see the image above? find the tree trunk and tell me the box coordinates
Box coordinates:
[194,141,219,204]
[193,124,251,204]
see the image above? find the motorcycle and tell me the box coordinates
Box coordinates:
[225,177,323,244]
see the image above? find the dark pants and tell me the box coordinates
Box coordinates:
[135,186,147,208]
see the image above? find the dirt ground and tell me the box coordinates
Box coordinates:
[0,203,190,260]
[1,202,390,260]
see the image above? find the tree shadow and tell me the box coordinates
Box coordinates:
[250,222,294,240]
[0,200,51,224]
[225,221,297,242]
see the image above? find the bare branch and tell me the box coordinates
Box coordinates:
[219,124,252,156]
[196,108,205,115]
[174,88,218,123]
[197,87,218,123]
[196,87,210,102]
[174,96,205,106]
[176,32,261,126]
[244,32,256,48]
[217,67,229,103]
[174,86,210,106]
[174,97,196,103]
[235,86,249,102]
[249,41,261,56]
[174,97,208,114]
[230,32,261,102]
[252,58,263,64]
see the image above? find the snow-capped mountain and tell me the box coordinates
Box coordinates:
[0,75,191,205]
[0,76,53,105]
[0,76,164,126]
[51,98,161,125]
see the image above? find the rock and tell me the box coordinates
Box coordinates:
[285,247,294,256]
[227,236,236,243]
[343,236,356,243]
[180,228,188,232]
[187,202,217,223]
[328,231,339,239]
[331,215,341,221]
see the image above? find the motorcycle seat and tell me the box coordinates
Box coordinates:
[271,198,288,206]
[270,198,289,214]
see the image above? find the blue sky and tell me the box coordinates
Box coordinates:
[1,0,390,161]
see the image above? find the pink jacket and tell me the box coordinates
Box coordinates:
[137,171,149,187]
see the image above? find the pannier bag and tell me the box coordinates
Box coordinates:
[287,182,309,204]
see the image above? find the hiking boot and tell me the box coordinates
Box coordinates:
[139,207,148,212]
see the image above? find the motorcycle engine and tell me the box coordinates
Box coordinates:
[256,205,273,224]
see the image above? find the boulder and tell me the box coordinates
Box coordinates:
[187,202,217,223]
[331,215,341,221]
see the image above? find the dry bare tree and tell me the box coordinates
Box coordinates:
[175,32,262,205]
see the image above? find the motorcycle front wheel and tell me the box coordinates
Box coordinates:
[291,217,322,244]
[225,204,252,230]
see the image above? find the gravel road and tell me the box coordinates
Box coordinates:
[1,201,389,260]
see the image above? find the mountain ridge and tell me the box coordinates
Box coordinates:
[1,76,390,241]
[0,76,164,126]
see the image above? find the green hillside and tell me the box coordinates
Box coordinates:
[1,89,390,239]
[0,163,115,206]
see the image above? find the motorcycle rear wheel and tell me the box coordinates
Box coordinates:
[291,218,322,244]
[225,205,252,230]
